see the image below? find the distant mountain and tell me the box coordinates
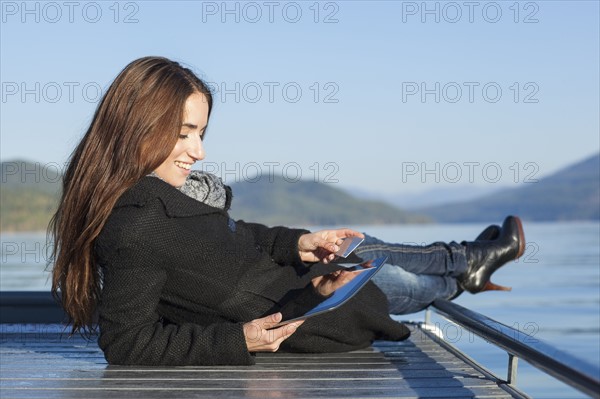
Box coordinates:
[1,160,62,193]
[418,153,600,223]
[0,160,429,232]
[1,160,62,232]
[228,177,430,227]
[350,185,507,209]
[2,153,597,231]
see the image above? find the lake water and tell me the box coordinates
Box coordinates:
[1,221,599,398]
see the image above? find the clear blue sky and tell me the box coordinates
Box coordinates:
[1,1,598,195]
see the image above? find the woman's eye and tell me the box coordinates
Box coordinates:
[179,134,189,139]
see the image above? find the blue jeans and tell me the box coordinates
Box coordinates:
[355,234,469,315]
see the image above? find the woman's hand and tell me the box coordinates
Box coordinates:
[298,229,364,264]
[243,313,304,352]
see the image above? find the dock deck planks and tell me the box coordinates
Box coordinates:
[0,323,525,398]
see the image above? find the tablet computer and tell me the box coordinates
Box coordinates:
[274,255,388,327]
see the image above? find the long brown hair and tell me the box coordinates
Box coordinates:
[50,56,213,334]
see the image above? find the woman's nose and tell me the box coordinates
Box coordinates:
[188,135,205,161]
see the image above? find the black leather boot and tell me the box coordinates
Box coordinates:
[474,224,501,242]
[449,224,501,300]
[459,216,526,294]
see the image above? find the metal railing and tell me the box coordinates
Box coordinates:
[427,299,600,399]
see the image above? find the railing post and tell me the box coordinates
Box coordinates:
[508,353,519,385]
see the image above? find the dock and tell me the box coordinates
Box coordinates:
[2,293,599,398]
[1,322,525,398]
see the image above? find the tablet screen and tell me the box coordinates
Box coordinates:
[274,256,388,327]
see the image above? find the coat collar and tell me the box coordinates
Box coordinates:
[115,176,226,217]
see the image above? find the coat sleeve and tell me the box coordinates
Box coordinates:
[96,237,254,366]
[236,221,310,267]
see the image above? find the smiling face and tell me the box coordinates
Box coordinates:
[154,92,209,187]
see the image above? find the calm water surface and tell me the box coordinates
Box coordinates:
[352,221,600,399]
[1,221,599,398]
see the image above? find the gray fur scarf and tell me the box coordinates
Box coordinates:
[149,171,232,210]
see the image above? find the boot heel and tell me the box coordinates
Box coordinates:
[482,281,512,292]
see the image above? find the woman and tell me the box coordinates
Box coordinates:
[51,56,525,366]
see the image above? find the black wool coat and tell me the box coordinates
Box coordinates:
[95,177,410,366]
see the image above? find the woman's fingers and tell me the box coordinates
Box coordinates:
[333,229,365,244]
[261,312,283,329]
[315,238,338,253]
[243,313,304,352]
[298,228,364,263]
